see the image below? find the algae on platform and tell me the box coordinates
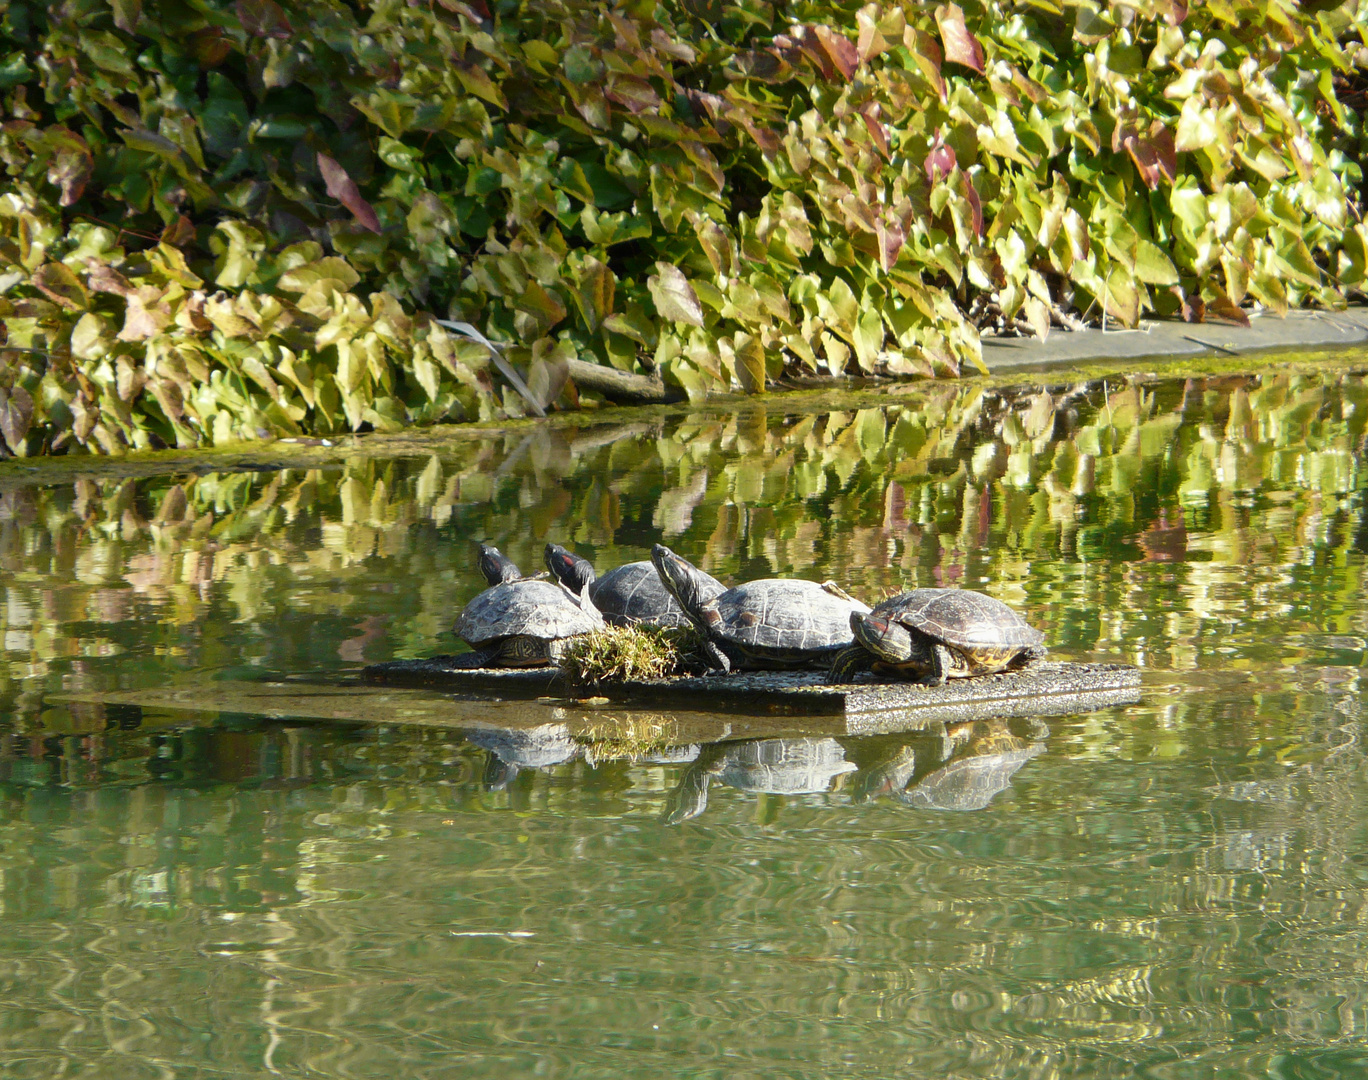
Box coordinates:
[559,625,706,687]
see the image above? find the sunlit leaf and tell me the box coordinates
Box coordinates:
[936,4,985,73]
[648,264,704,327]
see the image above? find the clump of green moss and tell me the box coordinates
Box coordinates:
[576,715,688,765]
[560,625,704,686]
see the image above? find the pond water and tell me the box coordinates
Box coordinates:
[0,364,1366,1078]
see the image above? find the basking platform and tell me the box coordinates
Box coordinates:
[361,655,1141,724]
[44,658,1140,746]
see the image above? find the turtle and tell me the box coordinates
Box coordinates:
[829,588,1046,685]
[902,719,1046,811]
[543,543,721,628]
[855,718,1048,811]
[663,737,857,823]
[651,544,871,673]
[477,543,525,586]
[454,575,604,667]
[463,722,580,790]
[904,742,1043,811]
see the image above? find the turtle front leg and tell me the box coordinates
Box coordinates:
[923,642,956,687]
[828,645,873,684]
[701,637,732,674]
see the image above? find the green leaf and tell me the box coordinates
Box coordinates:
[730,333,766,393]
[563,44,604,85]
[31,262,89,311]
[0,53,32,90]
[573,257,615,333]
[853,307,883,371]
[1101,268,1139,326]
[647,264,704,327]
[454,62,507,110]
[0,386,33,454]
[1134,240,1179,286]
[278,257,360,293]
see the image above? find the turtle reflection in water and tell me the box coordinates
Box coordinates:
[463,723,581,790]
[831,588,1046,685]
[857,718,1048,811]
[663,737,857,824]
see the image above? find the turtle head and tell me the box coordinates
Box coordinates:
[851,610,921,666]
[544,543,596,592]
[477,543,522,586]
[651,544,714,618]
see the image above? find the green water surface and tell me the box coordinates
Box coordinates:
[0,366,1366,1078]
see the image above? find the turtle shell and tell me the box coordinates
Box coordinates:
[591,561,711,628]
[707,579,871,659]
[878,588,1043,661]
[713,737,857,794]
[455,579,600,647]
[903,743,1043,811]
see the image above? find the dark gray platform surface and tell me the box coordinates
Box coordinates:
[362,656,1141,719]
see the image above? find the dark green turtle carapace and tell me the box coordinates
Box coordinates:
[830,588,1046,685]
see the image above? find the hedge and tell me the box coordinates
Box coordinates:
[0,0,1364,454]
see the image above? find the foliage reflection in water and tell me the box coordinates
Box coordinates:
[0,367,1365,1078]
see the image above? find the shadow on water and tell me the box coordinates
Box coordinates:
[0,366,1365,1078]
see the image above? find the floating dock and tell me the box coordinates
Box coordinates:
[46,660,1142,743]
[361,656,1142,727]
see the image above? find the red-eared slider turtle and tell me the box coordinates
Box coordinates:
[464,722,580,790]
[651,545,870,673]
[478,543,525,586]
[663,737,857,823]
[856,719,1047,811]
[829,588,1045,685]
[455,576,603,667]
[906,742,1043,811]
[543,543,722,628]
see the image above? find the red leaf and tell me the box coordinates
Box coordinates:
[86,261,136,298]
[877,218,905,270]
[787,33,834,82]
[728,110,780,158]
[1120,123,1177,190]
[189,28,233,67]
[1171,286,1203,323]
[964,177,983,239]
[235,0,292,39]
[1207,292,1250,327]
[436,0,490,20]
[924,141,956,184]
[161,215,196,247]
[813,26,859,80]
[935,4,985,74]
[859,107,889,159]
[1161,0,1187,26]
[317,152,382,234]
[737,49,793,83]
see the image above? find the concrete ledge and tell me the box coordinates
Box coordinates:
[982,310,1368,370]
[362,657,1141,719]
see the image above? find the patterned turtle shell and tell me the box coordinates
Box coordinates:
[709,578,871,660]
[711,737,858,794]
[592,561,708,628]
[455,579,601,648]
[877,588,1043,667]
